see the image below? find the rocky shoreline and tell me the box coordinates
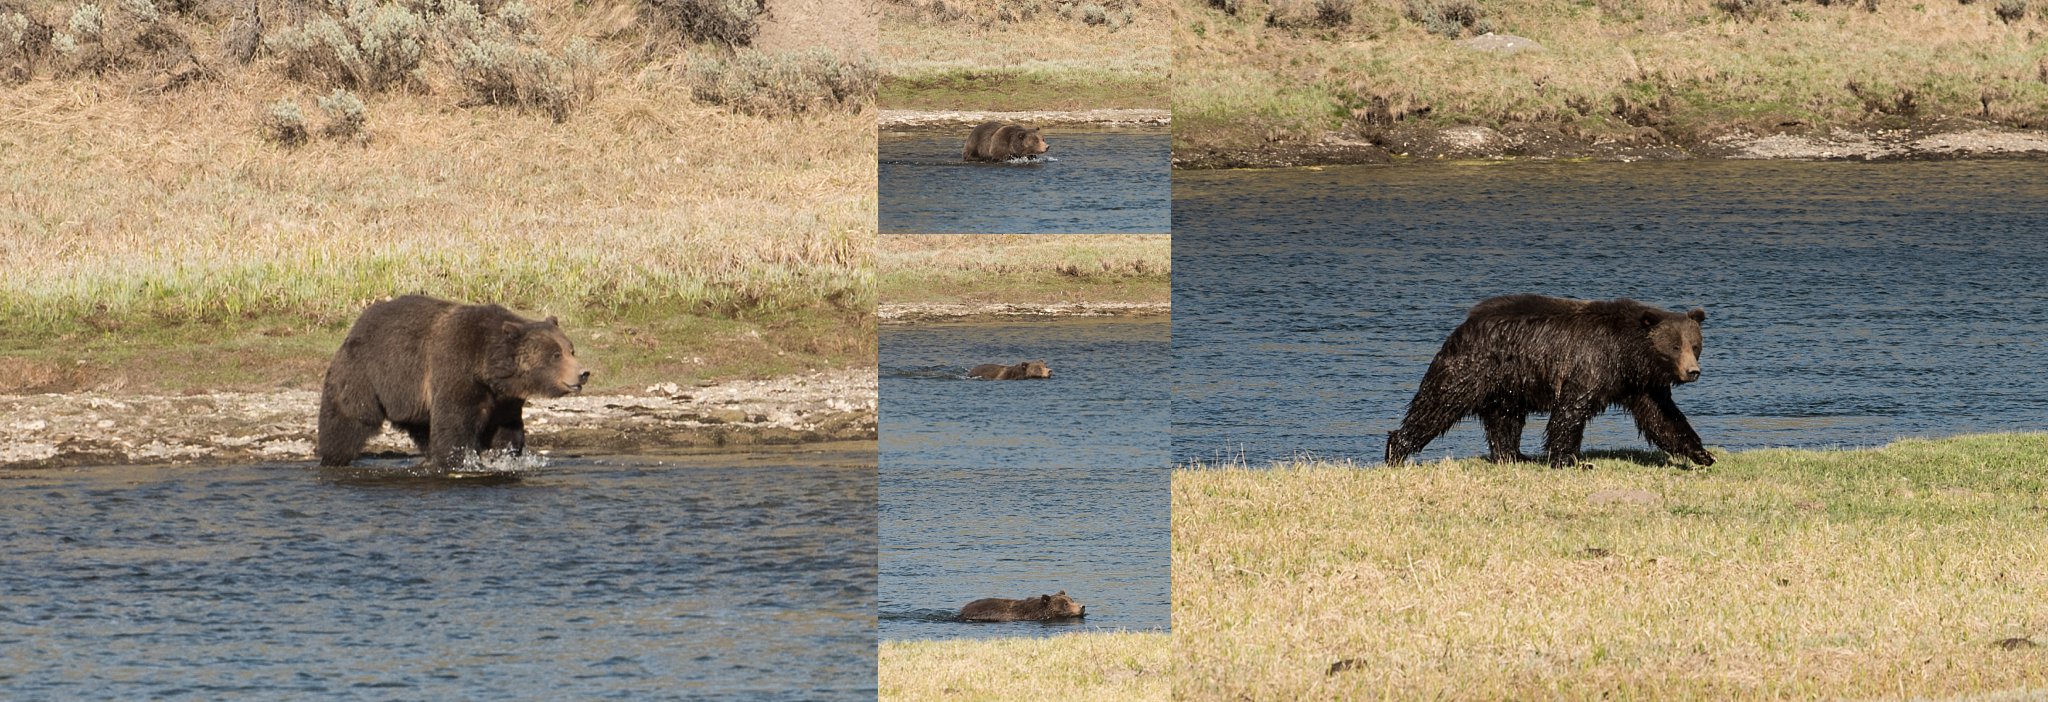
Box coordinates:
[879,302,1171,323]
[0,369,876,470]
[1173,120,2048,169]
[882,108,1171,129]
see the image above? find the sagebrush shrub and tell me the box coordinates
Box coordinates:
[1404,0,1488,35]
[684,48,876,117]
[318,88,368,141]
[641,0,762,46]
[1994,0,2025,21]
[262,98,309,146]
[266,0,426,91]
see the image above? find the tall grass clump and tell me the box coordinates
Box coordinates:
[46,0,195,76]
[1994,0,2026,21]
[685,48,876,116]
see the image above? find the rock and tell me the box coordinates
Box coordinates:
[1588,489,1662,506]
[1458,33,1544,55]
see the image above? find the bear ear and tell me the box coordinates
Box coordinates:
[1055,590,1065,597]
[544,315,559,326]
[1688,308,1706,323]
[501,320,525,337]
[1640,311,1660,329]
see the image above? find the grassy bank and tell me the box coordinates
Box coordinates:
[0,0,875,394]
[879,632,1169,701]
[1174,0,2048,160]
[1175,433,2048,699]
[881,0,1169,110]
[879,234,1171,307]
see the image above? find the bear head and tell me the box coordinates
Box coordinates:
[1032,591,1085,618]
[1642,307,1706,384]
[496,316,590,398]
[1011,127,1048,156]
[1015,360,1052,379]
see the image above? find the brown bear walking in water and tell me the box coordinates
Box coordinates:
[1385,295,1714,469]
[317,295,590,468]
[959,591,1087,622]
[968,361,1052,380]
[961,121,1050,162]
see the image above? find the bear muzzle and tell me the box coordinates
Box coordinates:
[569,370,591,391]
[1681,368,1701,383]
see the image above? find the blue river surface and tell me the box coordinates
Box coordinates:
[879,319,1170,640]
[880,126,1171,234]
[1172,159,2048,465]
[0,447,876,701]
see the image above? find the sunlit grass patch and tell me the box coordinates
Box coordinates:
[880,631,1169,702]
[1175,434,2048,700]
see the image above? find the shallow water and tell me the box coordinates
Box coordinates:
[1173,160,2048,465]
[879,319,1169,640]
[879,126,1171,233]
[0,447,876,700]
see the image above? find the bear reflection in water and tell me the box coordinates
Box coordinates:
[1385,294,1715,469]
[959,591,1087,622]
[317,294,590,469]
[967,361,1052,380]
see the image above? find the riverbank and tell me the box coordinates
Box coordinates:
[881,0,1169,111]
[1173,0,2048,169]
[1174,433,2048,699]
[879,631,1169,702]
[0,369,875,470]
[882,108,1171,128]
[878,234,1171,321]
[1174,119,2048,168]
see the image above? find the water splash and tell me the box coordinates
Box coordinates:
[1003,155,1059,164]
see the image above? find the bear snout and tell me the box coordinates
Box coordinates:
[1682,368,1701,383]
[570,370,591,390]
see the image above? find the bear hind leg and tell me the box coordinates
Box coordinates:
[1541,396,1601,469]
[1386,395,1469,467]
[1479,407,1535,463]
[317,407,383,467]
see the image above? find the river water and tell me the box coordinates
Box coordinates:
[879,319,1170,640]
[879,126,1171,234]
[0,447,876,700]
[1173,160,2048,465]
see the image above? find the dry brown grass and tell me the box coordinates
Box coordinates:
[879,631,1169,702]
[878,234,1170,306]
[1174,433,2048,700]
[0,0,877,392]
[1175,0,2048,153]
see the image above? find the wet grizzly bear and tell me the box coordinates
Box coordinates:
[961,121,1050,162]
[967,361,1052,380]
[317,295,590,468]
[1384,295,1714,469]
[959,591,1087,622]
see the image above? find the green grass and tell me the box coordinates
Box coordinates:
[879,234,1171,307]
[1175,434,2048,700]
[1174,0,2048,157]
[881,66,1168,111]
[881,0,1170,110]
[880,632,1169,701]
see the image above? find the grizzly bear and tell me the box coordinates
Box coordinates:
[1384,295,1714,469]
[317,295,590,469]
[959,591,1087,622]
[967,361,1052,380]
[961,121,1050,162]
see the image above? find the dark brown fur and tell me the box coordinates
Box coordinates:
[317,295,590,468]
[1385,295,1713,469]
[961,121,1050,162]
[967,361,1052,380]
[959,591,1086,622]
